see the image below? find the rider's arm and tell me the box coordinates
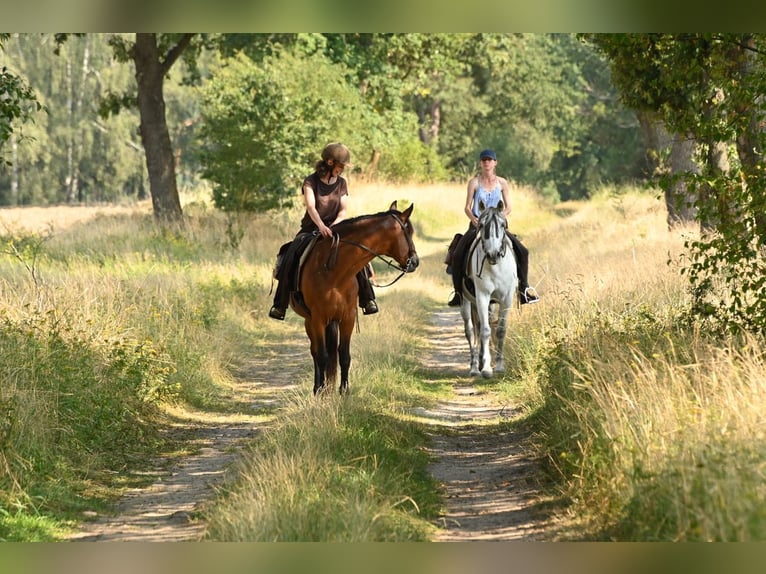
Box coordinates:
[500,178,512,218]
[464,178,479,227]
[303,183,333,238]
[329,193,348,227]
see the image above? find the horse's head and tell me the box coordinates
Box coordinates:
[477,200,508,265]
[389,201,419,273]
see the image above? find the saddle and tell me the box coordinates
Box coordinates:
[444,232,462,266]
[273,232,320,315]
[460,245,477,298]
[445,232,476,298]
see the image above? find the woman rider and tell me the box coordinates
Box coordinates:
[447,148,539,307]
[269,143,378,320]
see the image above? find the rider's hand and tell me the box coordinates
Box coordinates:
[319,224,333,238]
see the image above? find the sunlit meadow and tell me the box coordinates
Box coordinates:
[1,179,765,540]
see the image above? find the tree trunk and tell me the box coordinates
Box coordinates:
[667,132,700,228]
[10,133,19,205]
[131,34,187,224]
[64,36,90,204]
[637,110,698,229]
[731,35,766,245]
[636,110,666,177]
[367,149,381,180]
[700,139,731,233]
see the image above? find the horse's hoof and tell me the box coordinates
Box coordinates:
[469,369,480,377]
[481,370,493,379]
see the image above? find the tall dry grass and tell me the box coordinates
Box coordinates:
[3,180,765,541]
[503,186,766,541]
[0,197,291,538]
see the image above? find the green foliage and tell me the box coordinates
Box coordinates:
[197,50,367,211]
[0,34,147,205]
[457,34,644,198]
[1,34,42,152]
[373,138,449,183]
[0,510,64,542]
[0,308,175,507]
[197,49,430,211]
[0,63,41,151]
[682,200,766,335]
[2,33,646,207]
[589,33,766,334]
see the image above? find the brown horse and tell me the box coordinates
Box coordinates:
[290,201,418,395]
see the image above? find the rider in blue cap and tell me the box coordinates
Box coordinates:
[446,148,540,307]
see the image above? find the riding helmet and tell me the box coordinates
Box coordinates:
[322,143,354,168]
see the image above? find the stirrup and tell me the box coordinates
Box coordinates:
[268,306,286,320]
[362,300,379,315]
[520,287,540,305]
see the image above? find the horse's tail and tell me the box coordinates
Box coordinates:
[325,321,339,385]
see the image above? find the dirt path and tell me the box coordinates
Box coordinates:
[66,310,560,542]
[65,343,304,542]
[420,309,561,541]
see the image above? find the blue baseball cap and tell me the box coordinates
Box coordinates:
[479,149,496,161]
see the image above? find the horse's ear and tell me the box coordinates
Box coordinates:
[479,199,486,212]
[402,202,414,219]
[497,199,504,211]
[389,200,398,211]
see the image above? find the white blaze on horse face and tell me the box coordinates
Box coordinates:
[477,207,507,264]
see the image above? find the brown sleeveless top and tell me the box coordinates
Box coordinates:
[299,172,349,232]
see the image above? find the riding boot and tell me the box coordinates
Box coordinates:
[507,233,539,305]
[357,267,378,315]
[445,232,463,275]
[520,286,540,305]
[269,280,288,320]
[448,228,475,306]
[270,237,304,320]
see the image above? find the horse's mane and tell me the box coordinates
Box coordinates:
[331,209,398,233]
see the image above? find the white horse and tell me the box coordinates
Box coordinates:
[459,200,518,378]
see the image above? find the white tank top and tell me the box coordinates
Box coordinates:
[472,180,502,217]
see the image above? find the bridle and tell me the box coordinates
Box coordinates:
[472,208,509,277]
[325,212,418,287]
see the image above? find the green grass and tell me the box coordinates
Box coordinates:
[203,394,441,541]
[2,182,766,542]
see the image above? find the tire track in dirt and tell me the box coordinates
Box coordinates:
[66,339,305,542]
[419,308,560,541]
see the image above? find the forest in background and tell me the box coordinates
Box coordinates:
[0,33,646,209]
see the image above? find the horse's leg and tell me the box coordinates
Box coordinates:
[337,317,355,395]
[460,298,480,377]
[325,321,339,389]
[307,320,328,395]
[494,274,518,375]
[493,302,511,374]
[475,292,493,379]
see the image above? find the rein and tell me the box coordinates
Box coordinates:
[472,211,509,278]
[323,213,414,288]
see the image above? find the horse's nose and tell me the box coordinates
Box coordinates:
[407,253,419,272]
